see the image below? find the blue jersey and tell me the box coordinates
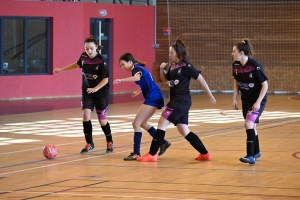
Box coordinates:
[132,64,164,101]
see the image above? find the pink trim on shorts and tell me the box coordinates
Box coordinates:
[162,107,174,119]
[96,107,108,120]
[246,111,259,123]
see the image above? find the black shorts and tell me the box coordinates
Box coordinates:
[162,100,191,126]
[81,94,109,111]
[242,102,266,123]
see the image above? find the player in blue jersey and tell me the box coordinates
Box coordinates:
[113,52,171,160]
[137,37,216,162]
[232,38,268,164]
[53,35,114,154]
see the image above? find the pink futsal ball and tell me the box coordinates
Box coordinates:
[43,144,58,159]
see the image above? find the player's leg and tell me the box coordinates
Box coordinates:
[95,96,113,153]
[239,103,256,164]
[124,104,155,160]
[136,116,170,162]
[80,96,95,153]
[253,103,265,160]
[138,105,171,156]
[177,120,211,161]
[253,123,261,160]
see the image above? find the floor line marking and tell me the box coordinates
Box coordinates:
[0,118,299,176]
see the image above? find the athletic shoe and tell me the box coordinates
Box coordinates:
[80,143,94,153]
[106,142,114,153]
[123,152,141,161]
[158,141,171,156]
[253,152,261,160]
[136,153,157,162]
[239,155,255,164]
[195,152,212,161]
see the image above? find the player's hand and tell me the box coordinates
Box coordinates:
[53,68,61,73]
[113,79,122,84]
[210,95,216,104]
[132,90,140,98]
[86,88,98,94]
[252,102,260,112]
[160,62,168,70]
[233,101,238,110]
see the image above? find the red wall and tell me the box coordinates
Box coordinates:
[0,0,155,99]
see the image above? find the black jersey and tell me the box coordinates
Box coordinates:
[166,62,200,103]
[232,57,268,103]
[77,52,109,97]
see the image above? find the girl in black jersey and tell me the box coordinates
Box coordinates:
[232,38,268,164]
[53,35,114,154]
[137,38,216,162]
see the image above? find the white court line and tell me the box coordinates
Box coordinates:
[0,118,299,176]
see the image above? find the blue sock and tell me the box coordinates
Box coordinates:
[134,132,142,154]
[148,126,166,145]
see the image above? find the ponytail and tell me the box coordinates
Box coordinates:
[235,38,254,56]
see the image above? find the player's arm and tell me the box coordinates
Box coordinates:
[53,62,79,73]
[159,62,169,84]
[197,74,216,104]
[233,79,239,110]
[132,88,142,97]
[87,77,109,94]
[252,81,268,111]
[113,73,141,84]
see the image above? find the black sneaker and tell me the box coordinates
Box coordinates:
[106,142,114,153]
[123,152,141,161]
[80,143,94,154]
[158,141,171,156]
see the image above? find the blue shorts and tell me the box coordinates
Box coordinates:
[144,98,164,109]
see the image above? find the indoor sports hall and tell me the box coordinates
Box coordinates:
[0,0,299,199]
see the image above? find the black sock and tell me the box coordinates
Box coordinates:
[185,132,208,154]
[149,129,165,155]
[254,134,260,154]
[148,126,167,145]
[101,122,113,143]
[83,120,93,144]
[246,129,256,156]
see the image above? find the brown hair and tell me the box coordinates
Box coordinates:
[119,52,146,67]
[84,35,103,52]
[234,38,254,56]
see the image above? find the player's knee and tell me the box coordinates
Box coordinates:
[244,120,254,129]
[132,120,141,130]
[96,108,108,121]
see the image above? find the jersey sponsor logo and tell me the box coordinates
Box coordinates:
[249,73,252,78]
[237,82,254,90]
[96,65,99,70]
[93,75,98,79]
[257,66,260,70]
[178,68,181,74]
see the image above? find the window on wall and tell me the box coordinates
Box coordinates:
[0,17,50,75]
